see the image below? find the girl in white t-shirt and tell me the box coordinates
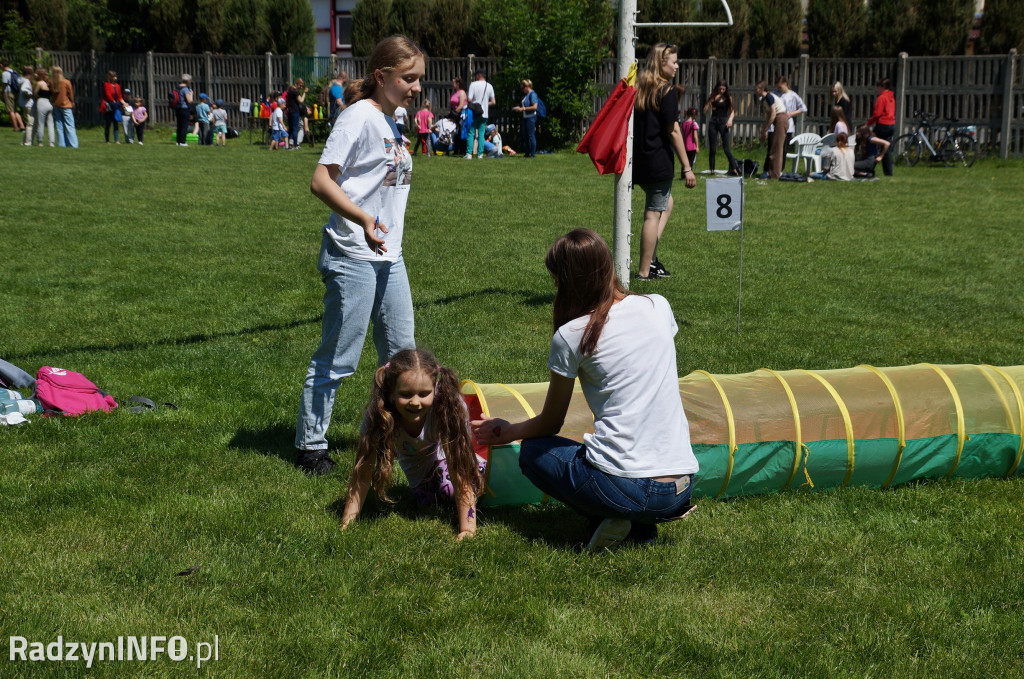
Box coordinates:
[295,36,427,474]
[473,229,699,551]
[341,349,485,540]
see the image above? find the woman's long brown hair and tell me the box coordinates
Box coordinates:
[349,35,426,106]
[545,229,627,356]
[635,42,677,113]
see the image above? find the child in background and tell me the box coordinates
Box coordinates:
[393,104,407,138]
[196,93,211,145]
[270,98,287,150]
[413,100,433,156]
[132,97,147,145]
[121,88,135,143]
[210,98,228,147]
[434,113,457,155]
[484,123,502,157]
[681,107,700,170]
[341,349,485,539]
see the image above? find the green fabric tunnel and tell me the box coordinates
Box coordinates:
[461,364,1024,507]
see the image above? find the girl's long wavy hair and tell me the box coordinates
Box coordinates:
[829,104,849,132]
[545,229,628,357]
[349,35,426,106]
[704,79,733,112]
[354,349,480,504]
[635,42,677,113]
[51,66,64,95]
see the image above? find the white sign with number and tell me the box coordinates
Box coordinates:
[239,98,252,114]
[706,177,744,231]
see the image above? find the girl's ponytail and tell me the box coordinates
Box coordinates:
[433,366,482,498]
[347,35,426,107]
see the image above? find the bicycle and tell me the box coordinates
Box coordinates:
[894,111,978,168]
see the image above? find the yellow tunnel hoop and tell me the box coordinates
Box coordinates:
[695,370,737,499]
[975,365,1014,435]
[921,363,967,479]
[857,365,907,490]
[799,370,855,487]
[494,383,550,504]
[982,365,1024,477]
[461,379,497,496]
[758,369,804,491]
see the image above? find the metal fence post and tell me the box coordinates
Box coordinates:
[1000,48,1016,160]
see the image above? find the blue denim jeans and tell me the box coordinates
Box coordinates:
[519,436,694,524]
[521,116,536,157]
[288,111,301,148]
[295,235,416,451]
[54,107,78,148]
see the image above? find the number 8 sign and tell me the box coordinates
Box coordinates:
[706,177,744,231]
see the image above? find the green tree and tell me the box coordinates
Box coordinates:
[695,0,751,59]
[149,0,194,52]
[1,10,37,65]
[26,0,67,49]
[391,0,431,45]
[65,0,105,50]
[480,0,612,148]
[222,0,273,54]
[865,0,916,57]
[195,0,227,52]
[746,0,801,58]
[268,0,314,53]
[975,0,1024,54]
[909,0,973,55]
[805,0,866,58]
[352,0,394,55]
[424,0,472,57]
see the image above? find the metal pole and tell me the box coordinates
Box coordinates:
[614,0,637,288]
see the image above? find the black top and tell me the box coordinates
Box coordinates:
[710,95,731,121]
[632,86,679,185]
[286,87,303,115]
[835,97,852,127]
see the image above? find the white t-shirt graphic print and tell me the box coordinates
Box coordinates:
[319,99,413,262]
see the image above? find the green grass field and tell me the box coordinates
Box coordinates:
[2,126,1023,678]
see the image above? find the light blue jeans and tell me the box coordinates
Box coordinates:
[54,107,78,148]
[295,234,416,451]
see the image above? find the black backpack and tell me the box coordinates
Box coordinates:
[742,159,760,178]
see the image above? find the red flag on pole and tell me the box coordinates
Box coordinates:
[576,65,637,175]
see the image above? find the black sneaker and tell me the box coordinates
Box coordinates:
[296,450,337,476]
[650,258,671,278]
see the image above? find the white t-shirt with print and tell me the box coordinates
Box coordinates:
[467,79,495,118]
[318,99,412,262]
[393,106,407,126]
[548,294,698,478]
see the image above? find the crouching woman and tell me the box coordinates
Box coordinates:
[472,228,698,551]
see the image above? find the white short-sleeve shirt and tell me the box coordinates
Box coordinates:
[318,99,412,262]
[548,294,698,478]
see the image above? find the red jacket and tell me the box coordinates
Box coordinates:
[866,90,895,127]
[101,82,123,113]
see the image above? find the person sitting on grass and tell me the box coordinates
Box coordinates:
[472,228,698,552]
[811,131,854,181]
[341,349,485,540]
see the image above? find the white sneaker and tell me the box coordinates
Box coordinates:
[586,518,631,552]
[138,142,143,145]
[463,153,472,159]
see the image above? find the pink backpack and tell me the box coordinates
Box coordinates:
[35,366,118,416]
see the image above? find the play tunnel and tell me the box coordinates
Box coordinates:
[461,364,1024,507]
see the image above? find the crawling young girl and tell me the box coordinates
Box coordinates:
[340,349,485,539]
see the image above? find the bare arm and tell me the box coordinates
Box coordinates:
[340,457,373,529]
[310,163,386,253]
[472,372,575,445]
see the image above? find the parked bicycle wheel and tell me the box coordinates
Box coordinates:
[895,134,921,167]
[943,132,977,168]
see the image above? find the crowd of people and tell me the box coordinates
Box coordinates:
[3,60,79,147]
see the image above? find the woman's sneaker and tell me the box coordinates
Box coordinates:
[586,518,632,552]
[650,258,671,278]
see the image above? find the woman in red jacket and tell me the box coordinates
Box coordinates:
[866,77,895,176]
[101,70,124,143]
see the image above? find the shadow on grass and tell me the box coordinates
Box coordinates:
[227,422,359,466]
[324,488,586,550]
[3,288,553,361]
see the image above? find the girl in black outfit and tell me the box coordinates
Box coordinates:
[702,79,739,175]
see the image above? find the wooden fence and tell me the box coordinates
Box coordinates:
[3,48,1021,157]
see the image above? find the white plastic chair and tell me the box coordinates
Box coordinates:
[786,132,822,174]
